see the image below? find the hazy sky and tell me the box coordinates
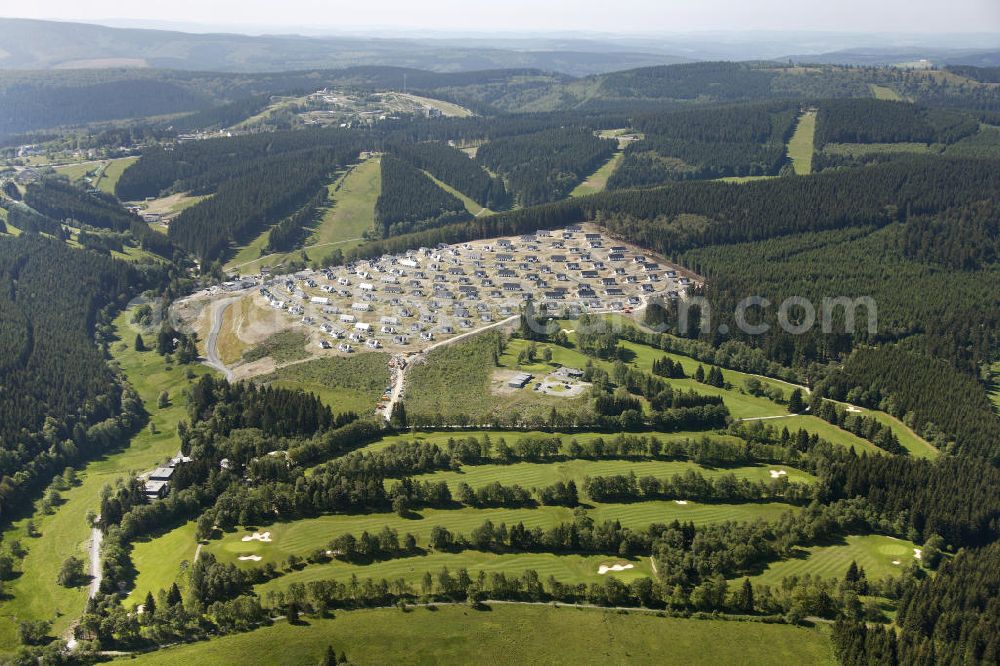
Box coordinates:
[8,0,1000,34]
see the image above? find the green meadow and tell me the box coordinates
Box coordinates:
[131,604,836,665]
[0,306,214,652]
[746,534,919,587]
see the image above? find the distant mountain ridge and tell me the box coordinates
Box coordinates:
[0,18,689,76]
[784,46,1000,67]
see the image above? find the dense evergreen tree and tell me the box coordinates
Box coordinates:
[392,141,510,210]
[476,127,615,205]
[374,155,470,237]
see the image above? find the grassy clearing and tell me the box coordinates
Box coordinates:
[616,341,792,420]
[309,158,380,250]
[0,307,214,652]
[404,459,816,493]
[716,175,776,183]
[423,170,487,216]
[845,407,937,459]
[988,362,1000,413]
[259,353,391,415]
[226,158,381,274]
[787,110,816,175]
[242,330,310,364]
[404,333,593,424]
[1,208,21,236]
[394,93,473,118]
[404,329,883,453]
[403,333,497,419]
[823,142,935,157]
[128,521,198,603]
[612,338,883,453]
[258,551,653,595]
[944,124,1000,158]
[96,156,139,194]
[53,161,97,182]
[204,502,799,569]
[225,222,275,272]
[869,84,904,101]
[746,535,918,587]
[570,152,623,197]
[132,604,836,665]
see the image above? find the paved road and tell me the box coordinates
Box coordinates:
[65,524,104,650]
[88,526,103,599]
[738,413,802,422]
[205,296,240,381]
[380,315,520,421]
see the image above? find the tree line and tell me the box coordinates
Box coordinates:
[391,141,510,210]
[476,127,616,205]
[374,155,470,238]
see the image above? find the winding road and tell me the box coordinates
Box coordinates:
[205,296,240,381]
[379,315,520,421]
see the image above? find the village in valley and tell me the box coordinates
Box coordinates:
[174,224,700,419]
[188,225,697,354]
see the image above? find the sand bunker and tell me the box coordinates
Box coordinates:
[845,405,863,413]
[769,469,788,479]
[598,563,635,575]
[242,531,272,543]
[675,500,689,505]
[914,548,923,560]
[892,560,901,565]
[238,555,262,562]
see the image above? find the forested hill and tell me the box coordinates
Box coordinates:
[5,60,1000,139]
[348,156,1000,262]
[345,156,1000,462]
[0,18,675,75]
[0,233,140,517]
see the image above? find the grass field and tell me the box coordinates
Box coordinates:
[0,306,214,652]
[869,84,904,101]
[260,353,391,415]
[615,340,793,420]
[54,161,97,182]
[132,604,836,665]
[404,329,885,453]
[55,156,142,195]
[716,175,776,183]
[787,110,816,175]
[308,158,380,255]
[1,207,21,236]
[225,158,379,274]
[128,521,199,604]
[837,405,938,459]
[96,156,139,194]
[746,535,919,587]
[822,142,935,157]
[571,152,624,196]
[423,170,487,216]
[204,501,799,570]
[405,333,594,424]
[258,551,654,595]
[242,330,310,364]
[405,459,815,494]
[393,92,473,118]
[225,221,276,273]
[944,125,1000,158]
